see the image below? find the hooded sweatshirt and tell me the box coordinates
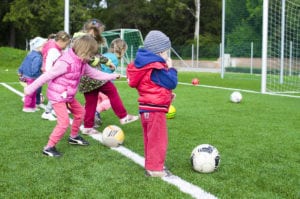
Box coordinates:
[127,48,177,113]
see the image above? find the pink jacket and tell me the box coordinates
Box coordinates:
[25,48,119,103]
[41,39,61,72]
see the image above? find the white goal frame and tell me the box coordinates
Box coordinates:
[261,0,300,97]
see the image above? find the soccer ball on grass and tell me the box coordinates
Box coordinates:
[192,78,200,85]
[102,125,125,147]
[190,144,220,173]
[230,91,242,103]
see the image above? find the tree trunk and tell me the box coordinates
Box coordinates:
[9,24,15,47]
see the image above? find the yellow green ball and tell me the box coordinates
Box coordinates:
[166,105,176,119]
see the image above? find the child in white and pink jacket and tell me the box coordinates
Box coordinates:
[24,35,120,157]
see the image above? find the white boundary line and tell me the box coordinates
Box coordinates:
[1,82,217,199]
[179,82,300,98]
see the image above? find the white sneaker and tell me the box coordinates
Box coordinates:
[145,169,173,177]
[22,108,36,113]
[81,128,99,135]
[41,112,57,121]
[120,114,139,125]
[51,110,56,116]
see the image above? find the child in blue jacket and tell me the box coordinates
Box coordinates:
[18,37,47,112]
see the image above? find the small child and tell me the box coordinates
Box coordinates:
[41,31,71,121]
[126,30,178,177]
[18,37,47,112]
[75,19,138,135]
[94,38,128,126]
[24,35,120,157]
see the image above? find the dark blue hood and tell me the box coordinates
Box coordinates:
[134,48,165,68]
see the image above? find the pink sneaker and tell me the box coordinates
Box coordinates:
[81,128,99,135]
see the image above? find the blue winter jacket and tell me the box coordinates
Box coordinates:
[18,50,43,79]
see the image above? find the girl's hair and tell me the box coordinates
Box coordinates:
[48,31,71,42]
[83,19,105,44]
[72,35,98,60]
[109,38,128,58]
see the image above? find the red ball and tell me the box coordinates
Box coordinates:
[192,78,199,85]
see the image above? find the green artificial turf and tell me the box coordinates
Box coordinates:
[0,47,299,199]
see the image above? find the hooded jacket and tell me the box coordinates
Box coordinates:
[127,48,177,113]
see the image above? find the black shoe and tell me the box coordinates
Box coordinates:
[43,147,61,157]
[94,112,103,127]
[68,135,89,146]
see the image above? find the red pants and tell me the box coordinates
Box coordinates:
[83,81,127,128]
[47,99,84,147]
[141,112,168,171]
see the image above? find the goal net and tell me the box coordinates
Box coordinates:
[101,29,144,75]
[262,0,300,97]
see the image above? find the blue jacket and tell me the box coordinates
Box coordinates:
[100,52,119,74]
[18,50,43,79]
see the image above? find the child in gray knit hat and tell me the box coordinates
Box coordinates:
[126,30,178,177]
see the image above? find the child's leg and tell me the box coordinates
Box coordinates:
[46,102,70,147]
[23,78,37,109]
[68,99,85,137]
[45,101,53,113]
[141,112,168,171]
[100,81,127,119]
[83,89,99,128]
[96,92,111,113]
[36,86,42,105]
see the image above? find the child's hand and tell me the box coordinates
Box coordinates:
[109,63,116,71]
[171,92,176,101]
[18,74,26,82]
[166,57,172,68]
[112,73,121,80]
[24,87,29,96]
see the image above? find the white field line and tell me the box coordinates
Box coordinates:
[179,82,300,98]
[1,82,217,199]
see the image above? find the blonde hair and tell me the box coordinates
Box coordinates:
[83,19,105,44]
[109,38,128,58]
[48,31,71,42]
[72,35,99,60]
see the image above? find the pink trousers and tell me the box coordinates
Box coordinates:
[46,99,84,147]
[23,78,37,109]
[141,112,168,171]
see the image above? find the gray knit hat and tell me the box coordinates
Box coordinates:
[143,30,171,54]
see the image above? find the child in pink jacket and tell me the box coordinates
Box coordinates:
[24,35,120,157]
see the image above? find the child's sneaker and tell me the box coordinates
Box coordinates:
[145,169,173,177]
[94,112,102,127]
[120,114,139,125]
[43,146,61,157]
[41,112,57,121]
[81,128,99,135]
[68,135,89,146]
[22,107,37,112]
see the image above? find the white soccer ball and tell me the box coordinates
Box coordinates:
[230,91,242,103]
[102,125,125,147]
[190,144,220,173]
